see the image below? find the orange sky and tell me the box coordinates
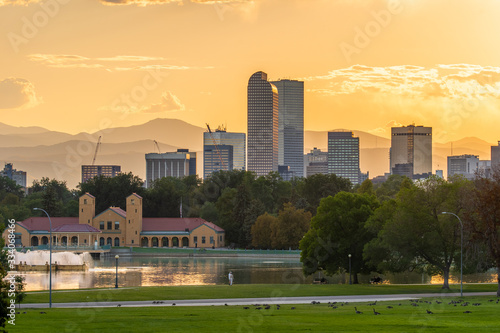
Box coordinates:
[1,0,500,143]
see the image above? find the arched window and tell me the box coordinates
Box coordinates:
[114,237,120,247]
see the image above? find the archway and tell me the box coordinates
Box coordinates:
[61,236,68,245]
[31,236,39,247]
[71,236,78,245]
[141,237,149,247]
[106,237,112,246]
[182,237,189,247]
[41,236,48,245]
[100,237,105,246]
[172,237,179,247]
[161,237,168,247]
[114,237,120,247]
[151,237,158,247]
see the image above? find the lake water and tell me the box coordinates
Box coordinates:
[13,255,498,291]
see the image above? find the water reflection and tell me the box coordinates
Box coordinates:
[13,255,498,291]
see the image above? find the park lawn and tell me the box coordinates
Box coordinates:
[22,283,498,304]
[10,296,500,333]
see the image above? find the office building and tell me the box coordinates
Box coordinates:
[328,131,361,185]
[390,125,432,178]
[492,142,500,170]
[203,128,245,179]
[146,149,196,188]
[247,71,279,176]
[204,145,234,179]
[0,163,27,189]
[305,148,328,177]
[447,154,479,180]
[271,79,304,178]
[81,165,121,183]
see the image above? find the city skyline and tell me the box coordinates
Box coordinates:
[2,0,500,145]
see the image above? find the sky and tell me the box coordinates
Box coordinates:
[1,0,500,143]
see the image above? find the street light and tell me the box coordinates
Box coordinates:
[348,254,352,285]
[33,208,52,308]
[115,255,119,288]
[441,212,463,297]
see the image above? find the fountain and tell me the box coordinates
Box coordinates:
[13,250,93,272]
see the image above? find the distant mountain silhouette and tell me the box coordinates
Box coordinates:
[0,118,496,188]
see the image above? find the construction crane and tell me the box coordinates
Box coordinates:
[91,136,102,166]
[206,123,225,169]
[154,140,161,154]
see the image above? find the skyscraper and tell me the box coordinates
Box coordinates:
[390,125,432,178]
[491,141,500,170]
[328,131,360,185]
[271,79,304,178]
[247,71,279,176]
[447,154,479,180]
[0,163,27,190]
[145,149,196,188]
[203,128,245,179]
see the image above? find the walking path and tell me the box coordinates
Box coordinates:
[23,292,496,309]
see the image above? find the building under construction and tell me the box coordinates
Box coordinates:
[203,125,245,179]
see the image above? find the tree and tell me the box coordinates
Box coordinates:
[14,276,26,309]
[465,169,500,296]
[296,174,352,215]
[271,203,311,249]
[365,176,468,289]
[299,191,379,283]
[251,213,276,249]
[0,238,10,330]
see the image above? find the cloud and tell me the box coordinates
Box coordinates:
[305,64,500,100]
[0,0,42,6]
[99,0,181,6]
[143,91,186,112]
[28,53,212,71]
[0,78,41,109]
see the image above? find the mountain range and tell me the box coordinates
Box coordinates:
[0,119,495,189]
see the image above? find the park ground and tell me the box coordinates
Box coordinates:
[8,283,500,332]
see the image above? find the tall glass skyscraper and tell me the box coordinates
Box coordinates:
[328,131,360,185]
[203,129,245,179]
[271,79,304,178]
[247,71,279,176]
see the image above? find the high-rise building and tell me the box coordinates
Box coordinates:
[305,148,328,177]
[204,145,233,179]
[271,79,304,178]
[0,163,27,189]
[491,141,500,170]
[447,154,479,180]
[247,71,279,176]
[390,125,432,178]
[203,128,245,179]
[81,165,121,183]
[328,131,361,185]
[145,149,196,188]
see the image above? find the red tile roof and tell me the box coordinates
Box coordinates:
[18,217,79,232]
[143,218,224,232]
[109,207,127,218]
[52,224,101,233]
[129,193,142,199]
[82,193,95,198]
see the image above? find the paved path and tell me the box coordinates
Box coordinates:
[23,292,496,309]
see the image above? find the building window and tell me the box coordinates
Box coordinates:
[115,221,120,230]
[194,236,197,243]
[131,199,135,205]
[99,221,104,230]
[84,199,87,204]
[219,235,222,241]
[202,236,206,244]
[210,236,214,244]
[132,240,134,244]
[107,221,112,230]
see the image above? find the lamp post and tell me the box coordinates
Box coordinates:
[33,208,52,308]
[441,212,463,297]
[115,255,119,288]
[348,254,352,285]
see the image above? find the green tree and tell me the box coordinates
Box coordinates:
[0,176,24,201]
[144,177,185,217]
[365,176,468,289]
[299,191,379,283]
[251,213,276,249]
[465,169,500,296]
[271,203,311,249]
[296,174,352,215]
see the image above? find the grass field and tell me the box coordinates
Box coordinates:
[9,295,500,333]
[22,283,497,304]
